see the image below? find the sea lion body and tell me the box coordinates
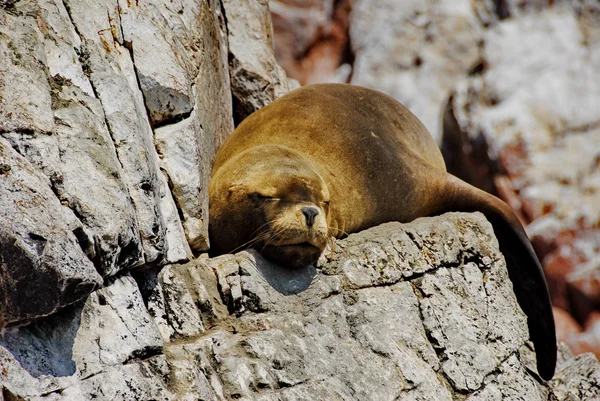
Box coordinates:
[209,83,556,379]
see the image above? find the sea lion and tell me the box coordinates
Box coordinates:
[208,83,556,380]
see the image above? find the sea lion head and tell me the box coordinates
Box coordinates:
[209,145,330,268]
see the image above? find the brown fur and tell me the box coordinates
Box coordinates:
[209,83,556,379]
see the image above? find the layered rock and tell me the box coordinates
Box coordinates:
[0,0,243,327]
[2,213,599,400]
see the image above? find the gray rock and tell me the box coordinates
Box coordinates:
[0,0,230,327]
[72,275,164,377]
[142,265,205,341]
[67,356,174,401]
[467,355,548,400]
[0,11,54,135]
[149,213,600,400]
[0,0,145,279]
[1,0,195,289]
[192,0,236,152]
[222,0,299,123]
[155,115,211,253]
[118,0,193,127]
[0,275,164,399]
[2,213,600,399]
[143,0,235,252]
[0,138,102,327]
[551,350,600,401]
[64,0,192,266]
[80,41,174,266]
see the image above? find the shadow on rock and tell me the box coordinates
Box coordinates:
[0,302,83,378]
[246,249,317,295]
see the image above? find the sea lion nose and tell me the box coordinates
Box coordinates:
[301,206,319,227]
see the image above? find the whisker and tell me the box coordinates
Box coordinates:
[257,227,286,253]
[229,229,271,253]
[248,219,276,238]
[330,226,349,238]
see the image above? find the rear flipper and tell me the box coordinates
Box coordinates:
[440,175,557,380]
[484,209,557,380]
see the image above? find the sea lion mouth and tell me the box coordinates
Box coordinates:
[268,241,320,250]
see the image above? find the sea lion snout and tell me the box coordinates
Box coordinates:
[301,206,319,227]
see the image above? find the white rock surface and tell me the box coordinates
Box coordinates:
[0,0,240,324]
[450,6,600,237]
[349,0,492,142]
[0,1,144,278]
[152,0,235,252]
[0,275,163,398]
[118,0,194,127]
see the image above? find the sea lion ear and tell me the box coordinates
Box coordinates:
[227,184,244,198]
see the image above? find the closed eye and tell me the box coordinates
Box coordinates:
[250,192,280,201]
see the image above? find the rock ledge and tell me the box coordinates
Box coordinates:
[1,213,598,400]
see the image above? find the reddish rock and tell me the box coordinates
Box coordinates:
[554,307,600,358]
[584,312,600,332]
[545,251,576,312]
[568,251,600,324]
[498,140,529,184]
[271,0,351,84]
[577,312,600,359]
[554,306,583,341]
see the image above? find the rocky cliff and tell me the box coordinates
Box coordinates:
[1,0,599,400]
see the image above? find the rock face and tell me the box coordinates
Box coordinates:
[2,213,599,400]
[0,0,256,327]
[0,139,102,326]
[224,0,299,124]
